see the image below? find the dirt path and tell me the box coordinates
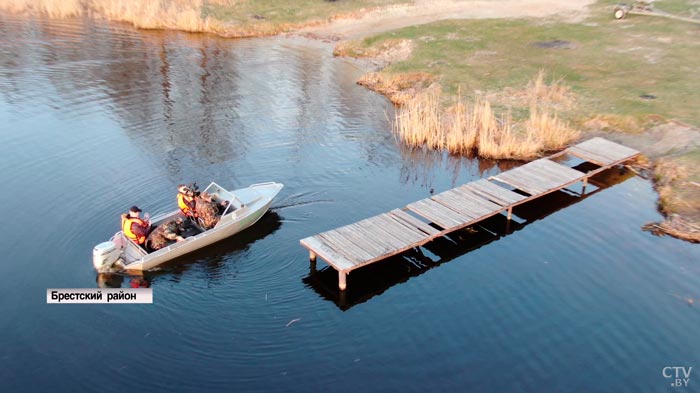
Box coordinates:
[301,0,596,39]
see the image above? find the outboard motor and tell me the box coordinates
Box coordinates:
[93,241,124,272]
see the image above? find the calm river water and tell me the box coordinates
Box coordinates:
[0,14,698,393]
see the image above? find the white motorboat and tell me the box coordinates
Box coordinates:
[93,182,283,272]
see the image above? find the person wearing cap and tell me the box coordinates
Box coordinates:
[177,184,197,219]
[120,206,150,245]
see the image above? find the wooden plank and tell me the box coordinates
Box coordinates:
[536,159,586,179]
[351,219,410,251]
[328,227,384,261]
[334,224,388,260]
[338,223,391,255]
[455,188,505,215]
[493,162,551,188]
[407,199,466,229]
[389,209,440,236]
[300,236,356,272]
[522,159,585,188]
[358,214,413,249]
[431,195,485,223]
[493,159,582,194]
[408,199,469,229]
[320,230,374,264]
[431,191,480,220]
[375,213,426,243]
[357,214,420,246]
[573,137,639,162]
[406,199,453,228]
[509,162,566,188]
[491,171,548,195]
[448,187,504,214]
[434,190,489,220]
[467,179,526,205]
[317,230,371,264]
[567,146,612,166]
[430,192,472,217]
[529,159,585,182]
[347,217,427,269]
[567,137,639,166]
[354,216,414,249]
[383,216,435,247]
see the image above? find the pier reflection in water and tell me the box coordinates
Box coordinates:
[304,164,636,310]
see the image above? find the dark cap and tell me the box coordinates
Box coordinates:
[129,206,142,213]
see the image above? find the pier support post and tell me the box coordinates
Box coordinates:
[507,206,513,220]
[309,251,317,272]
[338,271,347,291]
[581,177,588,195]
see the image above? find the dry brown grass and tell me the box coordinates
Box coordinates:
[358,71,436,105]
[525,69,570,106]
[1,0,83,17]
[393,74,580,160]
[334,38,413,63]
[653,157,698,217]
[1,0,224,31]
[488,69,574,112]
[99,1,210,31]
[583,114,646,134]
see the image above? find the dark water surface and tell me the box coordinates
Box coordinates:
[1,14,698,393]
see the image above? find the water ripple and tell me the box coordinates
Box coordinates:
[2,13,700,393]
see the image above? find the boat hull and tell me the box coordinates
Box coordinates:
[102,182,283,272]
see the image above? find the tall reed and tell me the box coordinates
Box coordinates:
[1,0,219,31]
[526,69,570,106]
[393,88,443,150]
[2,0,83,17]
[393,73,580,160]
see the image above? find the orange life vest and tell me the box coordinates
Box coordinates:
[122,216,147,245]
[177,192,196,217]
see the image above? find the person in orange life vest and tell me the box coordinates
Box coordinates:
[121,206,150,245]
[177,184,197,218]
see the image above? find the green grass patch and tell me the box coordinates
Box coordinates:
[356,0,700,127]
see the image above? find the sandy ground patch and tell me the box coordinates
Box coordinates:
[301,0,597,39]
[614,122,700,159]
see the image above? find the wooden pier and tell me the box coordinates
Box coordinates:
[300,137,640,290]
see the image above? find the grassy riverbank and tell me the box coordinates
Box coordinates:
[342,1,700,127]
[0,0,409,36]
[334,0,700,241]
